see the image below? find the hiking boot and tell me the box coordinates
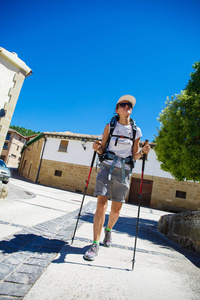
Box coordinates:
[103,228,112,247]
[84,243,99,261]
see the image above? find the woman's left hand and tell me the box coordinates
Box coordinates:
[142,143,150,154]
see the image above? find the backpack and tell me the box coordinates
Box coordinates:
[98,115,137,169]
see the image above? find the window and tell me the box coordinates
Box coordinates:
[11,154,16,158]
[6,133,11,141]
[176,190,186,199]
[58,140,69,152]
[3,143,8,150]
[54,170,62,177]
[0,160,6,168]
[16,146,19,151]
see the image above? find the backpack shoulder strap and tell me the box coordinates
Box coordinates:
[105,115,137,151]
[130,118,137,141]
[105,115,118,150]
[110,115,118,136]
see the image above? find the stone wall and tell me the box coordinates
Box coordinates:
[158,211,200,254]
[151,176,200,212]
[19,138,45,181]
[37,159,97,196]
[128,173,200,211]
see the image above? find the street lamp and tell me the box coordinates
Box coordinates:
[81,138,86,151]
[0,109,5,117]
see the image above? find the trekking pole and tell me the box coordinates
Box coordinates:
[132,139,149,270]
[71,150,97,244]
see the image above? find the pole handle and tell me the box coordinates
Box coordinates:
[90,151,97,167]
[141,139,149,172]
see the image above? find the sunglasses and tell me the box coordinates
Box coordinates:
[119,102,133,108]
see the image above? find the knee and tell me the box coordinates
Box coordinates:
[96,199,107,215]
[111,205,122,217]
[96,202,107,214]
[111,209,121,217]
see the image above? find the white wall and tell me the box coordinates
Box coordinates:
[0,48,32,154]
[133,147,174,179]
[0,56,18,108]
[43,137,97,166]
[43,137,174,179]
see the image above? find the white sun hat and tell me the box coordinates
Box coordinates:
[117,95,136,107]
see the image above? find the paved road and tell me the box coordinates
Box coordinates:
[0,174,199,299]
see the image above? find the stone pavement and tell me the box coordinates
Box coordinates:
[0,176,200,299]
[0,192,96,299]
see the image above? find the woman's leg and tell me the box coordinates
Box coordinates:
[103,201,123,247]
[84,196,108,261]
[93,195,108,241]
[107,201,123,230]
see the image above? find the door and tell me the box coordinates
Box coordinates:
[128,177,153,207]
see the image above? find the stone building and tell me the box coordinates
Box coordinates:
[18,131,200,212]
[0,129,37,168]
[18,131,99,196]
[0,129,26,167]
[0,47,32,154]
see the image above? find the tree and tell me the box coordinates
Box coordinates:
[155,62,200,181]
[9,125,40,137]
[185,61,200,95]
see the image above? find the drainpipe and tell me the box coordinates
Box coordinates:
[35,136,47,183]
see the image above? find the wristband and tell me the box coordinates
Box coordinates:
[140,149,144,157]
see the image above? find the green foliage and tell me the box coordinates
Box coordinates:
[155,62,200,181]
[185,61,200,95]
[9,125,40,137]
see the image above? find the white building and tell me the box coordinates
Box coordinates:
[0,47,32,154]
[18,131,200,212]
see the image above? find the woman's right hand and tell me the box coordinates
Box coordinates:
[93,141,102,153]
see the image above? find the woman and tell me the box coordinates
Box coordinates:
[84,95,150,261]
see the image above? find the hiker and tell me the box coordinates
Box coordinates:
[84,95,150,261]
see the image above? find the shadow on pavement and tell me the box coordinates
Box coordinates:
[79,213,200,269]
[52,242,88,263]
[9,168,34,183]
[5,169,200,270]
[52,242,130,271]
[0,215,199,270]
[0,233,66,256]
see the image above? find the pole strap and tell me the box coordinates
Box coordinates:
[108,156,118,181]
[108,155,126,183]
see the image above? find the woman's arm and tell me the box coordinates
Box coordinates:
[93,123,109,154]
[133,138,150,160]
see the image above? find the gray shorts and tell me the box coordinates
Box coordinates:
[94,162,131,203]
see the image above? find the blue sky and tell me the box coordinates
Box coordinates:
[1,0,200,141]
